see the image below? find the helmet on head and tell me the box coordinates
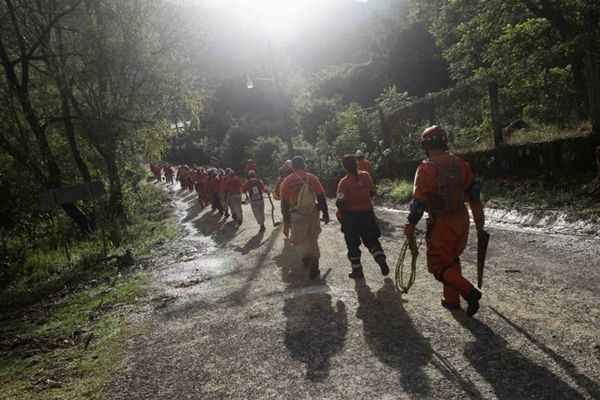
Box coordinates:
[355,150,364,158]
[420,125,448,149]
[284,159,292,169]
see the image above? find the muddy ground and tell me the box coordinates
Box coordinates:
[104,183,600,400]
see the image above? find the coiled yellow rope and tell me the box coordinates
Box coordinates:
[395,230,424,294]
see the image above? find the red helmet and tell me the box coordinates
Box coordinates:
[420,125,448,148]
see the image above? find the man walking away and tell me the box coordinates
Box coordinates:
[273,160,293,201]
[164,165,174,184]
[404,125,485,316]
[208,169,223,214]
[242,170,268,231]
[280,156,330,280]
[218,169,230,219]
[226,168,243,225]
[336,155,389,280]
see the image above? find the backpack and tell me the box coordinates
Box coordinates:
[427,155,465,216]
[294,174,316,215]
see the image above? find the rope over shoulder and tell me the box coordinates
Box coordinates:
[395,229,424,294]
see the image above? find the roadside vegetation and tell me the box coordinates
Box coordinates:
[0,183,177,400]
[378,175,600,220]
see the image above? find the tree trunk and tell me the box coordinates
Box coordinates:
[102,148,125,221]
[59,87,93,184]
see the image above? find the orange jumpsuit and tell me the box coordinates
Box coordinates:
[412,153,476,306]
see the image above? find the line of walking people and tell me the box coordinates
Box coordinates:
[150,125,486,317]
[150,162,271,231]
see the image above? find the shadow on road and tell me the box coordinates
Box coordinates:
[192,211,242,245]
[235,230,266,255]
[283,293,348,382]
[277,240,348,382]
[355,278,432,396]
[489,306,600,399]
[453,312,586,400]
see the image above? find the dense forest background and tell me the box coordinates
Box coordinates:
[1,0,599,286]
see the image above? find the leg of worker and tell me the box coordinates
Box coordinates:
[290,212,310,265]
[251,199,266,229]
[229,194,243,223]
[343,217,363,278]
[360,211,389,275]
[427,218,472,302]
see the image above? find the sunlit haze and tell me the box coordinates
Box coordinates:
[189,0,369,40]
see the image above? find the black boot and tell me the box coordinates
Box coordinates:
[465,288,482,317]
[375,255,390,276]
[348,266,364,280]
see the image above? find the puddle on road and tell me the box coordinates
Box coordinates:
[159,184,237,288]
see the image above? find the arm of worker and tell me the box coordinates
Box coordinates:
[317,194,330,224]
[308,175,329,224]
[335,178,346,210]
[404,164,430,237]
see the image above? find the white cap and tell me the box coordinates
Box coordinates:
[355,150,364,157]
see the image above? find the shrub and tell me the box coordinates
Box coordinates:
[390,180,413,204]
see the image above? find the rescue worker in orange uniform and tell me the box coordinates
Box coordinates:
[336,155,389,279]
[225,168,243,225]
[280,156,330,280]
[218,169,230,219]
[404,125,485,316]
[207,169,223,214]
[273,160,293,201]
[355,150,373,177]
[242,170,269,231]
[163,165,174,184]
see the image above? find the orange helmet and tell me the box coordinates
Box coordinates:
[420,125,448,148]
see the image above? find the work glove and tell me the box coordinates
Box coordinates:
[404,223,416,238]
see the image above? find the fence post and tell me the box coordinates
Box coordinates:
[488,80,504,148]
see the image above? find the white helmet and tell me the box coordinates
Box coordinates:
[355,150,364,157]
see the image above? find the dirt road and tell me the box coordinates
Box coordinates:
[105,183,600,400]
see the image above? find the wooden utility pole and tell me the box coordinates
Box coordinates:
[488,80,503,148]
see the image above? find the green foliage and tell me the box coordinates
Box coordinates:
[295,95,341,144]
[249,136,288,179]
[0,274,148,400]
[376,86,413,115]
[389,180,414,203]
[482,175,600,217]
[0,183,176,303]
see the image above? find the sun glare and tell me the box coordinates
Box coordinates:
[192,0,368,41]
[240,0,311,18]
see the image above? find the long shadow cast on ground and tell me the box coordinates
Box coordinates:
[276,242,348,382]
[489,306,600,399]
[355,278,432,397]
[453,311,586,399]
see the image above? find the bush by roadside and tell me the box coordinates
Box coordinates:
[0,182,177,400]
